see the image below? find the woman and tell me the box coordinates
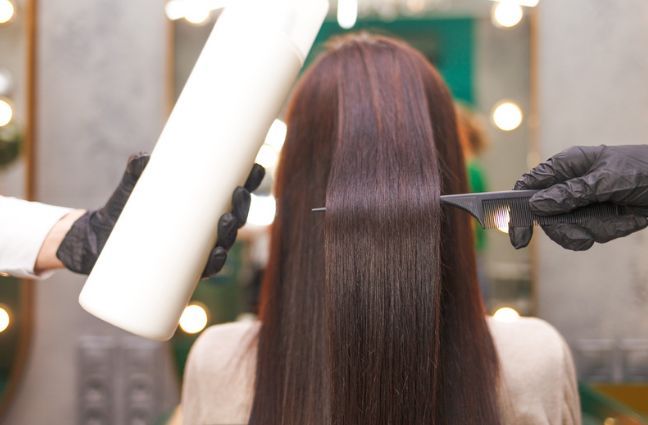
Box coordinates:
[181,34,580,425]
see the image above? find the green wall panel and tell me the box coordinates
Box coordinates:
[309,17,475,104]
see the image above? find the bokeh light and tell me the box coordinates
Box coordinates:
[0,306,11,333]
[337,0,358,30]
[0,98,14,127]
[0,0,15,25]
[183,2,211,25]
[491,1,524,29]
[492,100,523,132]
[165,0,184,20]
[179,303,209,334]
[490,0,540,7]
[0,69,13,96]
[405,0,426,13]
[255,144,280,172]
[264,119,287,151]
[493,307,521,323]
[247,194,277,227]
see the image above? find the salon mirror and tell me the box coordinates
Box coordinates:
[0,0,35,418]
[165,0,535,372]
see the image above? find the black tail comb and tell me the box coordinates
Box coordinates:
[312,190,630,230]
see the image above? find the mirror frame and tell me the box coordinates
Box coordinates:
[0,0,37,419]
[529,8,539,316]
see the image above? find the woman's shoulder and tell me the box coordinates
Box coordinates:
[188,320,260,379]
[182,320,260,425]
[487,316,572,380]
[487,316,568,360]
[193,320,260,356]
[186,319,260,379]
[487,316,580,424]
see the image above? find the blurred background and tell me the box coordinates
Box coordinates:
[0,0,647,423]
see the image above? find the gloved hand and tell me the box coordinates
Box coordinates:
[56,153,265,277]
[509,145,648,251]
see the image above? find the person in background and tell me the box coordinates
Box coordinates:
[456,103,492,302]
[0,154,264,280]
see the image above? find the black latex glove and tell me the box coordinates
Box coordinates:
[509,145,648,251]
[56,153,265,277]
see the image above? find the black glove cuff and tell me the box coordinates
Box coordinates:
[56,211,100,275]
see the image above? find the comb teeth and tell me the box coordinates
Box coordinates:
[482,197,621,230]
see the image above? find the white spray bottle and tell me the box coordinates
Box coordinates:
[79,0,329,341]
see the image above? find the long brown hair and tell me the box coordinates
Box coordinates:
[249,33,501,425]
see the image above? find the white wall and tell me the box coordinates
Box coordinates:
[537,0,648,382]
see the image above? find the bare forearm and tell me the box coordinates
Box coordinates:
[34,209,86,274]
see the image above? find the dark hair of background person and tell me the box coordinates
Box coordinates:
[248,33,501,425]
[456,103,490,158]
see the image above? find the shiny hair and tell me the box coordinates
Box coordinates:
[249,33,501,425]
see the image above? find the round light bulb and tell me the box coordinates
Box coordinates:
[206,0,229,10]
[183,1,211,25]
[0,98,14,127]
[491,1,524,29]
[179,304,209,334]
[0,69,12,96]
[0,306,11,333]
[0,0,15,25]
[517,0,540,6]
[165,0,185,20]
[255,144,280,172]
[247,194,277,227]
[405,0,426,13]
[492,100,523,132]
[493,307,520,323]
[264,119,288,151]
[337,0,358,30]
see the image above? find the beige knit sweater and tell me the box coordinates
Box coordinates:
[181,317,581,425]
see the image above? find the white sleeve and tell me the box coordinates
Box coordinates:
[0,196,72,279]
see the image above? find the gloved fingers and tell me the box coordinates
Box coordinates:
[56,211,97,275]
[513,180,532,190]
[539,215,648,251]
[516,161,563,190]
[100,154,151,224]
[206,166,264,278]
[509,226,533,249]
[508,192,534,248]
[540,223,596,251]
[244,164,266,192]
[622,206,648,217]
[231,187,252,228]
[530,174,601,216]
[216,212,239,250]
[202,246,228,278]
[124,153,151,186]
[515,146,602,190]
[575,215,648,244]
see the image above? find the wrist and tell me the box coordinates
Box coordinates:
[34,209,87,274]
